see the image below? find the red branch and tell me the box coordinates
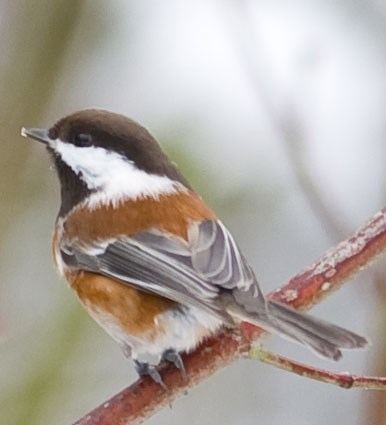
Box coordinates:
[73,207,386,425]
[249,346,386,390]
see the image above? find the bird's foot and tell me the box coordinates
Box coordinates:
[134,359,166,389]
[162,348,187,381]
[133,349,187,388]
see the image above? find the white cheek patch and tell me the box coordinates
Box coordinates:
[50,139,186,208]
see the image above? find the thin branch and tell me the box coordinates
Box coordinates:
[278,113,348,240]
[249,346,386,390]
[224,0,348,240]
[73,207,386,425]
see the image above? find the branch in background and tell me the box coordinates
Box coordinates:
[276,111,347,240]
[74,207,386,425]
[226,0,347,240]
[249,346,386,390]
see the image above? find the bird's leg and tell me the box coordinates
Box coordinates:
[133,359,166,389]
[161,348,187,380]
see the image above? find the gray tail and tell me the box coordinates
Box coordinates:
[233,300,368,361]
[265,301,368,360]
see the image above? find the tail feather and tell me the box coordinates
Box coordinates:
[227,298,368,361]
[268,301,368,350]
[265,314,343,360]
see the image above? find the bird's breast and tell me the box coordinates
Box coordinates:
[50,192,221,358]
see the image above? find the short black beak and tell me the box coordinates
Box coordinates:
[21,127,51,145]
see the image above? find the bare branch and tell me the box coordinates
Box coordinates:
[74,207,386,425]
[249,346,386,390]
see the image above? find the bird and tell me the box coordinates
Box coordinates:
[21,109,367,385]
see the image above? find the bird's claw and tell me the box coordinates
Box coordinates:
[134,359,167,389]
[162,348,187,381]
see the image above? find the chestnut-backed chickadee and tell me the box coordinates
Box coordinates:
[21,109,367,385]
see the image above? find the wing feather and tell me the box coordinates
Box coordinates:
[62,220,265,322]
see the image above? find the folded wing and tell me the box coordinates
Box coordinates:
[62,220,264,323]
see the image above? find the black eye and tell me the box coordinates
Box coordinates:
[73,133,93,147]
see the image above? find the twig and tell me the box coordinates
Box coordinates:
[73,207,386,425]
[224,0,348,240]
[249,346,386,390]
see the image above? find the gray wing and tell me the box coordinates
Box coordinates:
[62,220,265,322]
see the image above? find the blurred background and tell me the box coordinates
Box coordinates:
[0,1,385,424]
